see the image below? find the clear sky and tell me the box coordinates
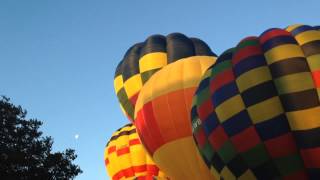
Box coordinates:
[0,0,319,179]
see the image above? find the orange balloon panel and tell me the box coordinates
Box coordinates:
[104,123,168,180]
[134,56,216,180]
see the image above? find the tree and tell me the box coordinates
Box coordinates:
[0,96,82,179]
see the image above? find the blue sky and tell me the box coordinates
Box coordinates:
[0,0,319,179]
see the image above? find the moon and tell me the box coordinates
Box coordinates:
[74,134,79,140]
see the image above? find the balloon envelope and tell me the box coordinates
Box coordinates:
[134,55,217,179]
[114,33,216,121]
[104,123,168,180]
[191,24,320,179]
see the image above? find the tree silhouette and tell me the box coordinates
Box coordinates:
[0,96,82,179]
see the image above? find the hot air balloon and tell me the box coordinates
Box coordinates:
[114,33,215,122]
[191,24,320,179]
[133,35,217,180]
[104,123,168,180]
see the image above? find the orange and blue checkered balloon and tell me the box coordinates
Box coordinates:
[191,24,320,179]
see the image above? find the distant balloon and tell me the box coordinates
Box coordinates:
[114,33,216,122]
[191,24,320,179]
[74,134,79,140]
[104,123,168,180]
[134,44,217,179]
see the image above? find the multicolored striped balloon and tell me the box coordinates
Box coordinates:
[114,33,216,121]
[191,24,320,179]
[134,54,217,179]
[104,123,168,180]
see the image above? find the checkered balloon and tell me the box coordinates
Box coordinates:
[191,24,320,179]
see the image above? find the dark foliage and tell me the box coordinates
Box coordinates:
[0,96,82,180]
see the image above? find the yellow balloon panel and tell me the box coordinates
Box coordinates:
[153,137,213,180]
